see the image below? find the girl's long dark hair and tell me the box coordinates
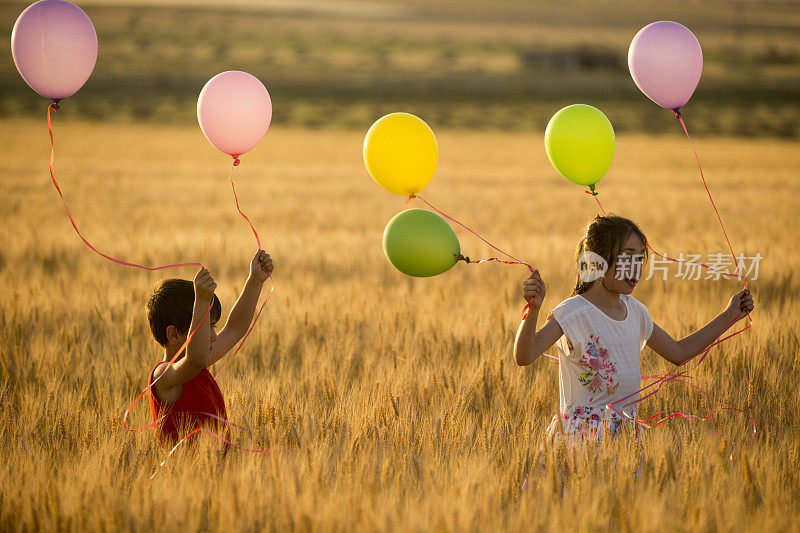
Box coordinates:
[572,215,649,296]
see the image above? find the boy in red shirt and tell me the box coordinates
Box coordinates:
[146,250,273,445]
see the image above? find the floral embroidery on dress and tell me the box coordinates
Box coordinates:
[577,335,617,401]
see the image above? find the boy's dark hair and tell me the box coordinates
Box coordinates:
[572,214,649,296]
[147,279,221,347]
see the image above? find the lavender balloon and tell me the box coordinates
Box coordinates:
[11,0,98,101]
[197,71,273,160]
[628,21,702,111]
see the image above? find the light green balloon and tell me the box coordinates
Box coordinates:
[544,104,615,189]
[383,209,460,277]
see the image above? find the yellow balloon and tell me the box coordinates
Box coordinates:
[544,104,615,189]
[363,113,438,196]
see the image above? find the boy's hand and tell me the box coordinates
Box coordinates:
[724,288,754,322]
[522,270,545,310]
[250,250,274,283]
[193,268,217,301]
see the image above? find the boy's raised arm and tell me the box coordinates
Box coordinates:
[153,268,217,394]
[185,268,217,368]
[209,250,273,364]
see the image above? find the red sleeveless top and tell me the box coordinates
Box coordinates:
[148,362,228,445]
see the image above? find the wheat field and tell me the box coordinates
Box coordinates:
[0,114,799,531]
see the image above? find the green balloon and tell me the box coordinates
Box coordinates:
[383,209,460,277]
[544,104,615,188]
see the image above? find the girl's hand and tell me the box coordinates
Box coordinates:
[250,250,274,282]
[522,270,545,310]
[724,288,754,322]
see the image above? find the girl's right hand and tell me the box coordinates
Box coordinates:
[522,270,545,309]
[724,287,754,322]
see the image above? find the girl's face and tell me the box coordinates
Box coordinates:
[603,233,646,295]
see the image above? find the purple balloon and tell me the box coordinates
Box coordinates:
[628,21,703,111]
[197,71,273,158]
[11,0,98,101]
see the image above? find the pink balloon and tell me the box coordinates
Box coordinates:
[197,71,273,158]
[628,21,703,111]
[11,0,98,101]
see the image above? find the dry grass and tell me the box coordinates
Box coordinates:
[0,115,799,531]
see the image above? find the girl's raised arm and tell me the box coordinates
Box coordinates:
[513,270,564,366]
[647,288,754,365]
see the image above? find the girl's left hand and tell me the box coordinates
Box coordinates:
[250,250,274,282]
[725,288,754,322]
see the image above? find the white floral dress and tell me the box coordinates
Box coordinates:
[544,293,654,443]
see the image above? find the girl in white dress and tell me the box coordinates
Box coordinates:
[513,215,754,442]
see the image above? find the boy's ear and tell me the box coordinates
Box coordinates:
[165,325,179,344]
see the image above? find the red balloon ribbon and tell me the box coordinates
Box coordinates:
[407,194,538,319]
[227,156,262,251]
[47,102,202,271]
[146,421,287,484]
[410,194,535,271]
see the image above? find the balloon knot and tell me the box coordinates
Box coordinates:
[50,101,60,112]
[672,108,682,118]
[408,194,416,199]
[454,253,471,263]
[232,157,240,166]
[585,189,598,196]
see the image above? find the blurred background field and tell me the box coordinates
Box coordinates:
[1,0,800,137]
[2,0,800,531]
